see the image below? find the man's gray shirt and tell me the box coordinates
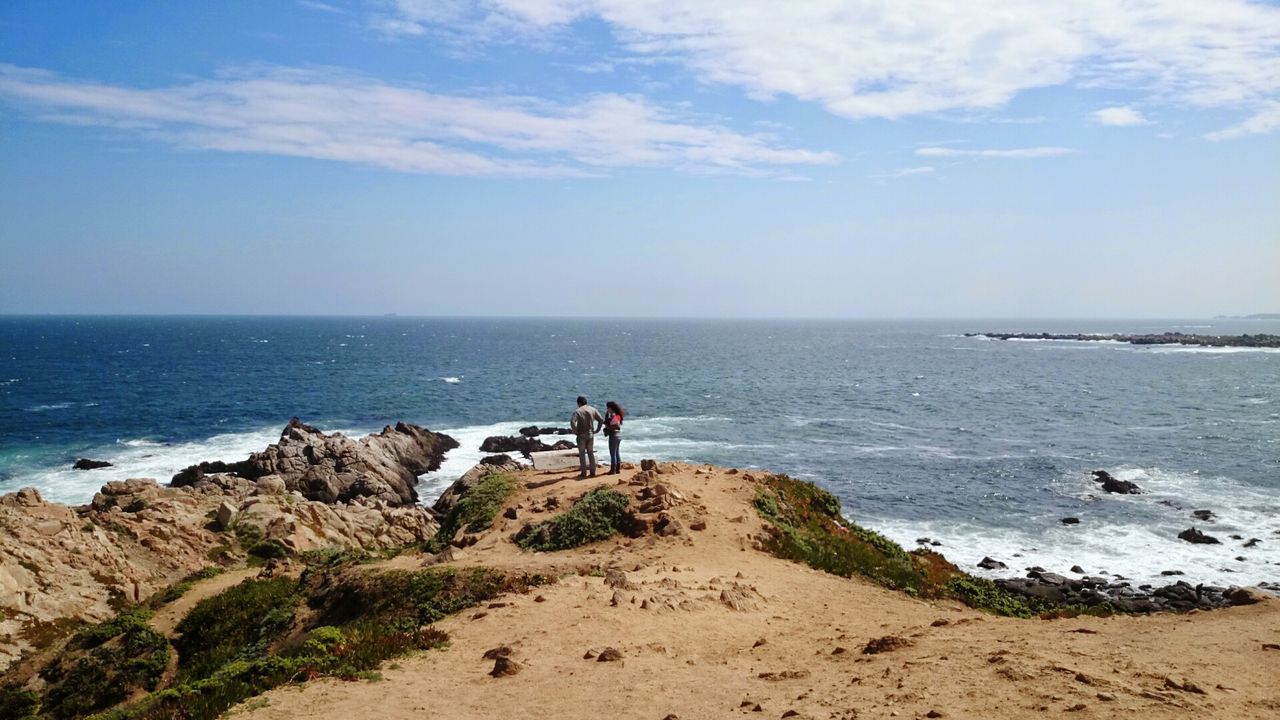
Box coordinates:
[570,404,604,437]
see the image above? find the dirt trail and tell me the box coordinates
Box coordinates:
[233,464,1280,720]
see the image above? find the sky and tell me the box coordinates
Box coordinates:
[0,1,1277,318]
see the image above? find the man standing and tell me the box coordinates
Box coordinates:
[569,395,604,478]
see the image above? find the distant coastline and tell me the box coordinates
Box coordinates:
[967,331,1280,348]
[1213,313,1280,320]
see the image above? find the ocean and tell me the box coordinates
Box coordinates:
[2,316,1277,589]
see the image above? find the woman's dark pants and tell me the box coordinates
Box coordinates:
[608,434,621,473]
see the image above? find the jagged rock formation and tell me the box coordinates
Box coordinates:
[172,418,458,506]
[1,420,458,673]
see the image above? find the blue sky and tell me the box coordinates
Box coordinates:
[1,0,1277,317]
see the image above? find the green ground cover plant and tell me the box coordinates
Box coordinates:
[750,473,1079,618]
[0,564,552,720]
[514,487,633,551]
[424,473,515,553]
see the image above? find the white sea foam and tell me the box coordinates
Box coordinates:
[8,426,287,505]
[26,402,73,412]
[870,465,1280,588]
[416,421,537,503]
[441,376,463,384]
[871,505,1280,590]
[1143,346,1280,354]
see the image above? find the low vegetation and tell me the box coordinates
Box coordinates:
[424,473,516,553]
[29,607,170,719]
[751,473,1079,618]
[515,487,634,551]
[147,567,225,608]
[233,522,289,561]
[3,556,552,720]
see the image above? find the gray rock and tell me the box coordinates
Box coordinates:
[173,418,459,507]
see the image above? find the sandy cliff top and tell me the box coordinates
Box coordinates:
[226,463,1280,720]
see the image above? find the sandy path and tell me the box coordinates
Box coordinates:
[236,465,1280,720]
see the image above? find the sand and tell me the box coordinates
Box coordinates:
[236,464,1280,720]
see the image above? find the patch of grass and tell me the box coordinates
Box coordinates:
[514,487,633,552]
[752,475,924,592]
[38,610,170,719]
[148,567,225,608]
[69,607,153,650]
[0,686,40,720]
[174,577,301,682]
[424,474,515,553]
[307,565,550,627]
[233,522,292,561]
[18,616,81,654]
[89,565,548,720]
[943,575,1045,619]
[751,473,1090,619]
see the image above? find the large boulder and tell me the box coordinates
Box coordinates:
[171,418,458,506]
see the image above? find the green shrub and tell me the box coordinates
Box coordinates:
[943,575,1044,618]
[149,567,225,608]
[515,487,632,552]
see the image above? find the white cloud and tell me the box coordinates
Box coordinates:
[872,166,935,179]
[915,147,1075,159]
[1092,106,1149,126]
[0,64,835,178]
[1205,101,1280,140]
[386,1,1280,134]
[298,1,346,15]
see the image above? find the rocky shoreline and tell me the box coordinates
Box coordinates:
[0,420,455,671]
[967,331,1280,348]
[3,421,1277,688]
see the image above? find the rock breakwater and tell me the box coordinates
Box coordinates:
[967,331,1280,348]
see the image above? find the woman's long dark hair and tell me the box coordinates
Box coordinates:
[606,400,626,418]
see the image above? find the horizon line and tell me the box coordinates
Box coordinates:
[1,313,1274,321]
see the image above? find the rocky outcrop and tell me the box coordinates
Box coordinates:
[1092,470,1141,494]
[171,418,458,506]
[518,425,573,438]
[478,434,574,458]
[432,457,525,516]
[72,458,112,470]
[967,331,1280,348]
[0,474,441,672]
[1178,527,1221,544]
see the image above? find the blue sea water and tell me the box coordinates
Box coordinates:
[1,316,1277,588]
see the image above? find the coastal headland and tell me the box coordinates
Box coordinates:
[967,331,1280,348]
[2,422,1278,719]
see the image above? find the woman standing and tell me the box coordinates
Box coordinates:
[604,401,626,474]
